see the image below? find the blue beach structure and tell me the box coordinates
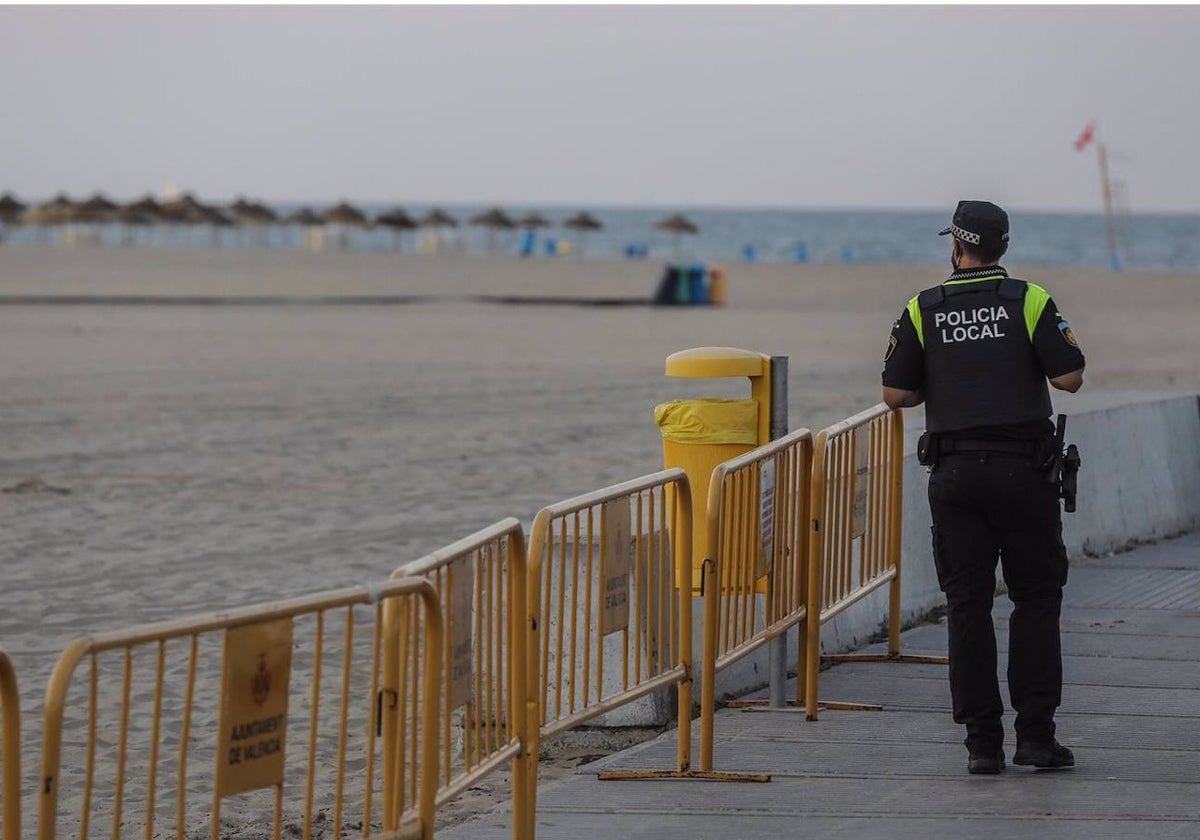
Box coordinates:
[652,263,721,306]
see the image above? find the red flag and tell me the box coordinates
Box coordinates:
[1074,123,1095,152]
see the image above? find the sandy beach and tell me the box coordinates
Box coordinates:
[2,244,1199,835]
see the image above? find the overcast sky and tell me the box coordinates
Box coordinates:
[1,6,1198,212]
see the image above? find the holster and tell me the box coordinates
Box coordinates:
[917,431,938,467]
[1062,444,1082,513]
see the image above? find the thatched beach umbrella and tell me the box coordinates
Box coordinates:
[653,213,699,258]
[564,211,604,256]
[156,193,215,246]
[0,193,27,225]
[416,208,459,254]
[653,213,699,235]
[375,207,417,250]
[64,193,120,245]
[67,194,119,238]
[285,206,324,226]
[284,206,324,251]
[229,197,278,246]
[22,194,74,226]
[47,193,75,210]
[160,195,230,244]
[78,192,118,217]
[324,201,367,226]
[112,206,156,246]
[418,208,459,228]
[199,205,235,227]
[230,197,278,225]
[250,201,278,224]
[197,204,235,247]
[113,207,155,225]
[118,195,163,246]
[469,207,517,253]
[564,211,603,231]
[468,207,516,229]
[323,201,367,250]
[159,192,212,225]
[230,197,257,222]
[376,207,416,229]
[20,194,75,243]
[124,194,162,218]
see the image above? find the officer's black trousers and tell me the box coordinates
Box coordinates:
[928,452,1069,752]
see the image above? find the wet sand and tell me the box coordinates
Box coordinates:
[2,244,1198,834]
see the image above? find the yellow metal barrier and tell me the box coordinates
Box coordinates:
[526,471,697,782]
[697,427,814,777]
[387,519,536,840]
[803,403,946,720]
[1,650,20,840]
[38,578,443,840]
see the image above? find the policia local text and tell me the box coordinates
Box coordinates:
[933,305,1009,343]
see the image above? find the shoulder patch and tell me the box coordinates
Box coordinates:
[1058,321,1079,348]
[885,334,898,361]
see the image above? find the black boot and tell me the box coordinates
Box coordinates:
[968,749,1006,775]
[1013,739,1074,769]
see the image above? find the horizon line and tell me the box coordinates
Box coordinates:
[3,190,1197,218]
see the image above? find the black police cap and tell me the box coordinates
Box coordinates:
[938,200,1010,249]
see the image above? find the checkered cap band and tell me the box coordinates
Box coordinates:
[951,224,981,245]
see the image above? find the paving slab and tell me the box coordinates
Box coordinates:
[595,738,1200,783]
[451,814,1200,840]
[867,626,1200,661]
[824,655,1200,689]
[438,531,1200,840]
[804,670,1200,716]
[533,774,1200,819]
[591,707,1200,755]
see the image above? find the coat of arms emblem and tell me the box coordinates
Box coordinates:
[251,653,271,706]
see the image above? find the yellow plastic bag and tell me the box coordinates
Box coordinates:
[652,398,759,445]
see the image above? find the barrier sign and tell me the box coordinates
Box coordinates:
[216,618,293,797]
[852,426,870,538]
[601,499,632,635]
[757,459,777,579]
[449,556,475,711]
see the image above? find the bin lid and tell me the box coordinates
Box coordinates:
[665,347,768,379]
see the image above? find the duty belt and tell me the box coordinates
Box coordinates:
[936,438,1041,457]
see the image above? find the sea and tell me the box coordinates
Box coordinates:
[4,204,1199,272]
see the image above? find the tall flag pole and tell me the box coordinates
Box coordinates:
[1097,142,1119,270]
[1075,121,1120,270]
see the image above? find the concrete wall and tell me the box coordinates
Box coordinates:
[1064,396,1200,555]
[557,395,1200,728]
[820,394,1200,662]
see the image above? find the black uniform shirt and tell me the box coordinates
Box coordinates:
[882,266,1086,439]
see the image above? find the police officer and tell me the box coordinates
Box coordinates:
[881,200,1085,775]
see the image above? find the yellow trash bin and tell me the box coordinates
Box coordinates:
[655,348,773,590]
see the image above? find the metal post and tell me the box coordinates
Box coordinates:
[1098,142,1120,271]
[1,652,20,840]
[767,356,789,709]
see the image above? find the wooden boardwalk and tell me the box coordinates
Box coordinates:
[441,531,1200,839]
